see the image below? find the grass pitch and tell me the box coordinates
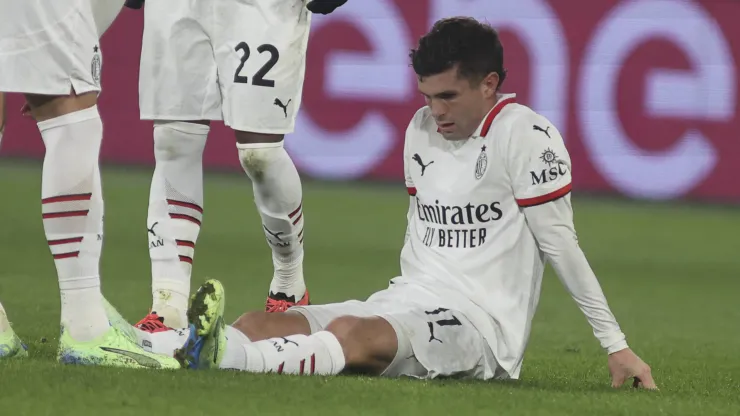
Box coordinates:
[0,161,738,415]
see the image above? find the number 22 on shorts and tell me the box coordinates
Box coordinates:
[233,42,279,87]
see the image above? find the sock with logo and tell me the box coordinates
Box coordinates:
[135,326,191,356]
[236,142,306,301]
[147,121,208,328]
[39,106,110,343]
[220,328,345,375]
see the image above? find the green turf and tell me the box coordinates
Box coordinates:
[0,160,738,415]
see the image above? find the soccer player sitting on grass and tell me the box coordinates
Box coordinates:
[137,16,657,388]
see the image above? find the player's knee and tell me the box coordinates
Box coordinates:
[152,121,208,162]
[236,142,285,182]
[326,316,397,375]
[232,310,311,342]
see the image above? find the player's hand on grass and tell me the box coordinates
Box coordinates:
[306,0,347,14]
[124,0,144,10]
[608,348,657,390]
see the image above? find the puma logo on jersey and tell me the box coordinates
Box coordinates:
[533,124,551,138]
[274,98,292,117]
[412,153,434,176]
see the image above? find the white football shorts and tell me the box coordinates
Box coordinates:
[138,0,312,134]
[290,280,499,380]
[0,0,123,95]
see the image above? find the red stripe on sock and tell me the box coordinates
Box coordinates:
[169,213,201,226]
[277,362,285,374]
[43,210,89,219]
[54,251,80,259]
[48,237,83,246]
[42,193,92,204]
[179,255,193,264]
[297,229,304,239]
[289,203,302,218]
[176,240,195,248]
[310,354,316,375]
[167,199,203,213]
[299,358,305,375]
[299,237,304,244]
[292,212,303,226]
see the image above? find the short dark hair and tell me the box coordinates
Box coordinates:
[410,17,506,88]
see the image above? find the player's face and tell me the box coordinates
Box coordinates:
[417,67,498,140]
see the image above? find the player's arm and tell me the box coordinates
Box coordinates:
[507,114,627,352]
[403,120,417,243]
[508,115,656,389]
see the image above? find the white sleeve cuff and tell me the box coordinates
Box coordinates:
[606,339,629,354]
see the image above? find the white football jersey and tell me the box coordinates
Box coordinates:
[395,93,573,379]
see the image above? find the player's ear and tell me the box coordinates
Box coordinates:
[480,72,499,99]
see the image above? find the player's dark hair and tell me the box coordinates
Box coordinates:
[410,17,507,88]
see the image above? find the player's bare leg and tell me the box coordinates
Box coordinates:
[25,91,113,343]
[139,119,209,328]
[235,132,309,312]
[175,279,395,376]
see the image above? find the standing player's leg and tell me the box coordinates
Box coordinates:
[0,300,28,359]
[0,0,179,369]
[214,0,311,312]
[235,132,308,312]
[134,0,220,328]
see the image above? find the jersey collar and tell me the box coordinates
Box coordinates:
[471,93,517,138]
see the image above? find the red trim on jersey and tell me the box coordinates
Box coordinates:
[407,186,417,196]
[516,183,572,207]
[480,97,517,136]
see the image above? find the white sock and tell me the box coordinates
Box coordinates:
[39,106,110,342]
[220,328,345,375]
[0,301,9,332]
[148,121,208,327]
[136,326,191,357]
[237,142,306,300]
[218,325,253,369]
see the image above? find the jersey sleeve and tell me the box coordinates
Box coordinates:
[404,109,424,197]
[506,113,572,207]
[403,114,420,242]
